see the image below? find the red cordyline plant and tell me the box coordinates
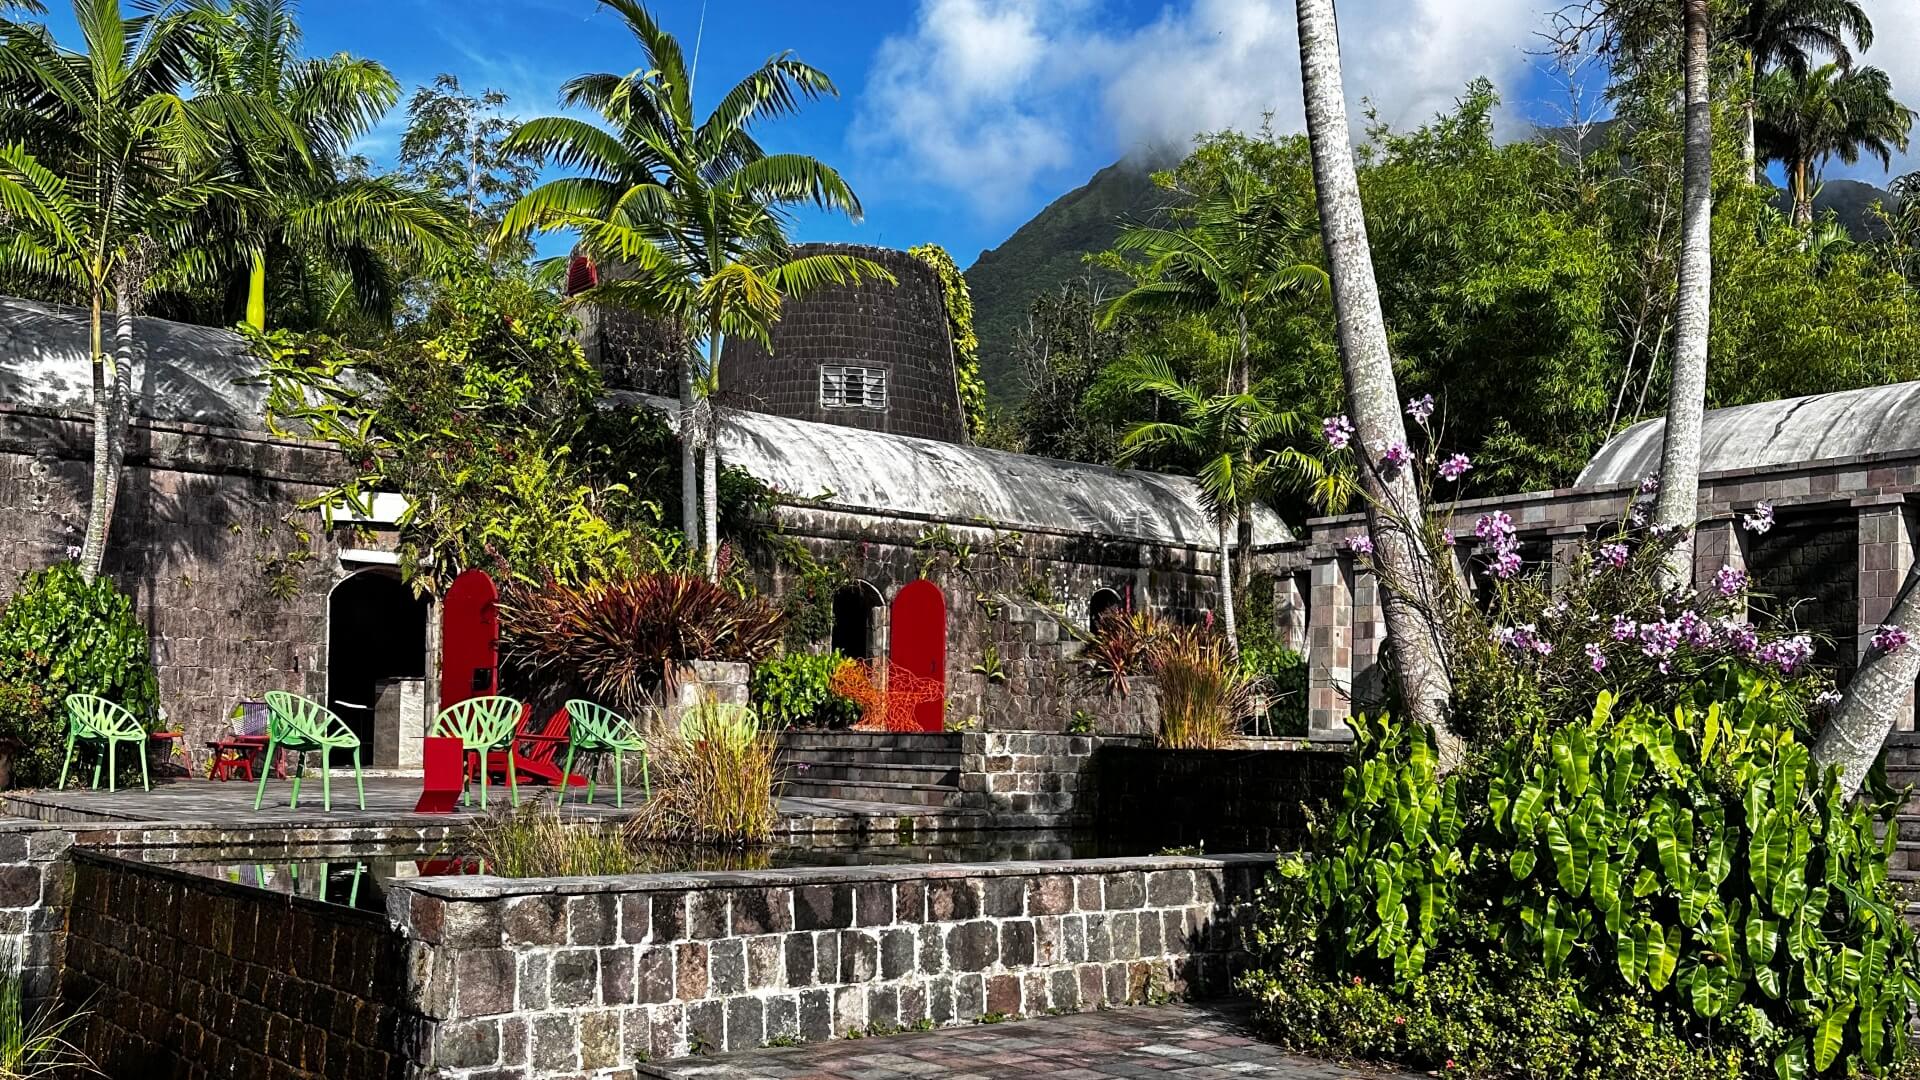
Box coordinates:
[501,572,785,712]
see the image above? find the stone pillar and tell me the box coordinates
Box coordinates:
[1856,497,1915,730]
[1350,567,1386,714]
[1694,518,1746,601]
[1307,552,1354,741]
[1274,571,1309,653]
[1548,526,1587,594]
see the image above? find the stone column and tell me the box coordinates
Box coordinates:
[1547,526,1587,594]
[1856,496,1915,730]
[1273,571,1309,653]
[1350,567,1386,714]
[1694,518,1746,601]
[1307,551,1354,741]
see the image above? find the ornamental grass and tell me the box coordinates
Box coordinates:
[626,699,779,845]
[462,800,640,878]
[1150,623,1254,750]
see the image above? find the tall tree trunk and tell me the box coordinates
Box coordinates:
[1651,0,1714,592]
[1741,51,1758,182]
[1295,0,1457,763]
[80,284,135,581]
[701,399,719,580]
[1216,515,1239,655]
[1793,159,1814,227]
[1234,309,1254,595]
[246,249,267,332]
[680,341,699,552]
[1815,566,1920,795]
[78,285,110,580]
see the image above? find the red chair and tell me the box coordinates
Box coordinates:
[472,704,588,791]
[208,700,289,782]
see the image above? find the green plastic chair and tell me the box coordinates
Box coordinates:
[253,691,366,812]
[59,695,149,792]
[430,695,524,809]
[561,700,651,807]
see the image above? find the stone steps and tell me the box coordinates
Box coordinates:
[773,732,966,808]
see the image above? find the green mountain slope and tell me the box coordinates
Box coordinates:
[963,157,1170,407]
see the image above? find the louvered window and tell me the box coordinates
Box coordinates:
[820,365,888,410]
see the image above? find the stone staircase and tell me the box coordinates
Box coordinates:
[1875,734,1920,897]
[775,732,965,808]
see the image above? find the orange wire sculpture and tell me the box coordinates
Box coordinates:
[831,659,945,732]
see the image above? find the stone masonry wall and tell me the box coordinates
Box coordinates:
[957,732,1152,827]
[762,508,1220,736]
[0,820,75,1005]
[62,849,420,1080]
[390,854,1269,1076]
[0,405,347,760]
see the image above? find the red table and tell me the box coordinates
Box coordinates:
[416,736,464,813]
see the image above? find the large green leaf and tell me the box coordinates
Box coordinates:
[1746,912,1780,966]
[1774,1040,1807,1080]
[1750,810,1786,900]
[1618,924,1648,984]
[1512,779,1546,833]
[1647,920,1680,990]
[1812,1000,1853,1072]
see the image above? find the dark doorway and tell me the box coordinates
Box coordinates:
[831,582,886,659]
[1089,587,1124,631]
[326,570,430,749]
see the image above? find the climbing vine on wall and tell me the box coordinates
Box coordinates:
[909,244,988,441]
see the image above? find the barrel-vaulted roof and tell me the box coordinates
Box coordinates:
[1576,381,1920,489]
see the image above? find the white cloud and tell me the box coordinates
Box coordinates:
[854,0,1544,217]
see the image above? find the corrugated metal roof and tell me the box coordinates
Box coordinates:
[1577,381,1920,489]
[0,295,266,428]
[617,392,1292,547]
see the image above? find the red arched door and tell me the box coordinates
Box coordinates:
[890,579,947,732]
[440,569,500,709]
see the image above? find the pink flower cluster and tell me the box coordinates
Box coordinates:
[1323,415,1354,450]
[1742,502,1775,535]
[1599,542,1629,569]
[1475,511,1523,579]
[1756,635,1814,674]
[1381,442,1411,472]
[1584,642,1607,672]
[1715,564,1749,597]
[1639,474,1661,495]
[1871,624,1911,654]
[1346,533,1374,556]
[1407,394,1436,424]
[1494,623,1553,656]
[1439,453,1472,481]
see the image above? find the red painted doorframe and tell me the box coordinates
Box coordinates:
[440,569,500,709]
[890,579,947,732]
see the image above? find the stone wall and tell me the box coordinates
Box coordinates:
[0,405,347,760]
[62,849,420,1080]
[957,732,1151,826]
[0,821,74,1004]
[763,509,1219,736]
[719,245,967,444]
[390,854,1267,1076]
[1092,746,1345,851]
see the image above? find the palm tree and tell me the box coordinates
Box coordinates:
[183,0,459,332]
[1727,0,1873,178]
[0,0,270,579]
[1759,63,1914,227]
[1293,0,1457,763]
[1115,357,1333,655]
[1100,168,1326,590]
[498,0,888,577]
[1650,0,1714,592]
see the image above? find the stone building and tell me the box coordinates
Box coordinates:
[0,289,1280,759]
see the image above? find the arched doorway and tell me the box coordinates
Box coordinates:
[890,580,947,732]
[326,569,430,750]
[831,581,887,659]
[1088,587,1124,631]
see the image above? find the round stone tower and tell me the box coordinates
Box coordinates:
[719,243,967,444]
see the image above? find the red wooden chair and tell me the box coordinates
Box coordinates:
[208,700,290,782]
[472,704,588,791]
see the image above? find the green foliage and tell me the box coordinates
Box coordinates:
[0,563,160,787]
[1245,678,1920,1078]
[773,550,846,649]
[969,646,1008,684]
[910,243,988,440]
[1241,632,1307,737]
[462,802,641,877]
[751,651,860,730]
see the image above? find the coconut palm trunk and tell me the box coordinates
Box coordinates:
[1815,569,1920,795]
[1651,0,1714,592]
[680,346,699,551]
[1234,309,1255,595]
[1743,51,1759,182]
[81,281,136,581]
[702,398,720,580]
[1217,514,1239,653]
[1294,0,1456,762]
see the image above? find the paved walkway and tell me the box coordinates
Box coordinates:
[638,1004,1413,1080]
[1,776,974,832]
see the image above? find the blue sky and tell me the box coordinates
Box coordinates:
[35,1,1920,265]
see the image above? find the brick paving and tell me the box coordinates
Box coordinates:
[637,1004,1416,1080]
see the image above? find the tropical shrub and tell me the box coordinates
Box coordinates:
[1241,632,1307,737]
[1081,608,1168,697]
[630,699,778,845]
[1242,675,1920,1079]
[500,572,785,712]
[752,651,861,729]
[0,564,160,787]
